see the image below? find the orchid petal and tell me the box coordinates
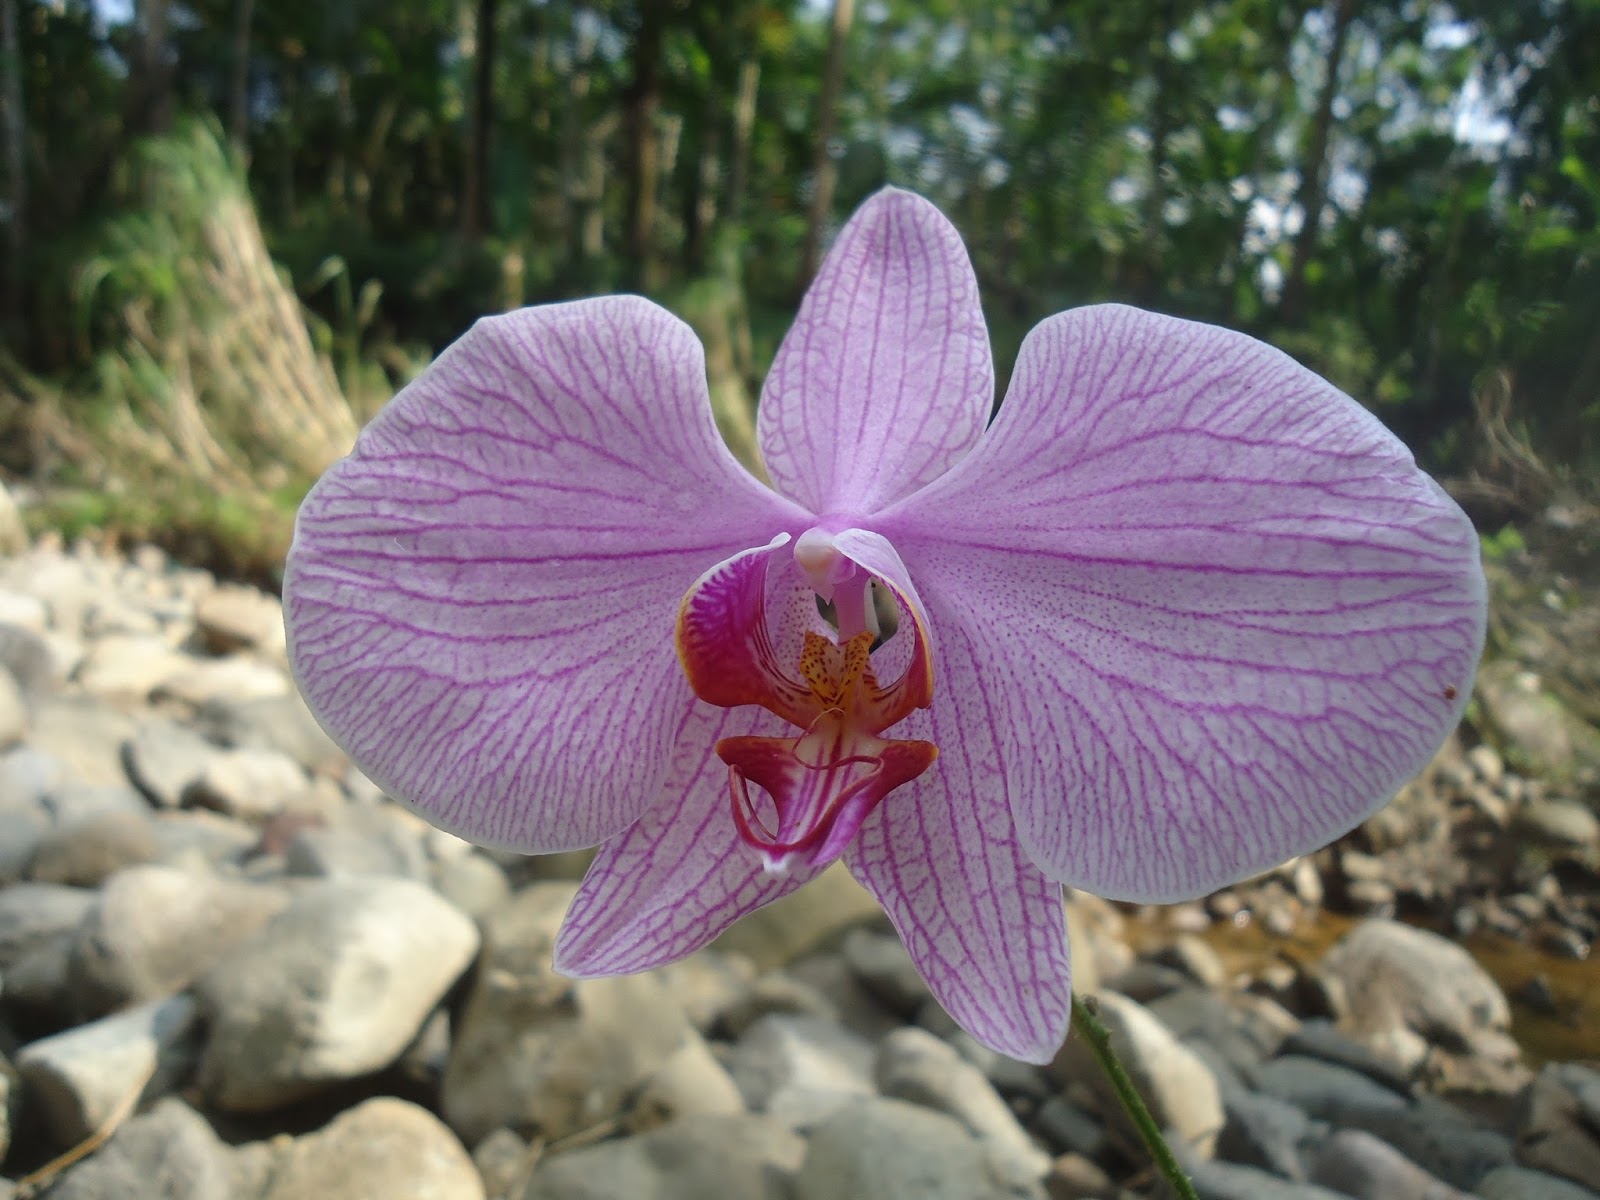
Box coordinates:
[883,304,1486,902]
[822,529,1069,1063]
[757,188,994,514]
[844,688,1072,1064]
[285,297,805,854]
[553,704,823,975]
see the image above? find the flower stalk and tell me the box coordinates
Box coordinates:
[1070,993,1200,1200]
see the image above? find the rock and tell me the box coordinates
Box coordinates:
[1318,919,1519,1076]
[69,864,292,1016]
[1043,1153,1115,1200]
[29,808,158,886]
[1032,1097,1108,1160]
[1306,1128,1474,1198]
[1476,661,1600,784]
[284,821,426,880]
[192,693,345,774]
[159,654,290,706]
[1281,1020,1414,1093]
[522,1113,805,1200]
[185,746,308,820]
[442,883,693,1146]
[31,696,137,787]
[122,718,218,808]
[1516,1062,1600,1188]
[1151,935,1230,990]
[1253,1056,1409,1119]
[1147,987,1297,1077]
[842,929,930,1016]
[432,851,513,922]
[1467,744,1505,787]
[0,743,63,807]
[0,804,50,883]
[15,993,200,1146]
[1215,1088,1311,1181]
[875,1027,1050,1181]
[0,1052,14,1163]
[1516,799,1600,856]
[473,1127,532,1200]
[728,1013,876,1128]
[1331,1099,1514,1190]
[632,1036,747,1126]
[1178,1155,1357,1200]
[237,1097,483,1200]
[1050,991,1224,1158]
[795,1098,1039,1200]
[42,1098,233,1200]
[0,881,95,966]
[713,863,883,968]
[1478,1165,1600,1200]
[0,483,25,555]
[655,951,757,1034]
[74,634,188,698]
[0,669,26,749]
[194,585,286,656]
[197,877,479,1111]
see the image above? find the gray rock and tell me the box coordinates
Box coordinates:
[15,993,200,1146]
[0,744,63,808]
[1332,1099,1514,1190]
[1478,1165,1600,1200]
[1516,1062,1600,1188]
[197,877,479,1111]
[522,1113,804,1200]
[235,1097,483,1200]
[74,634,187,697]
[30,697,135,788]
[432,851,513,922]
[1306,1128,1474,1198]
[29,809,158,887]
[794,1098,1040,1200]
[0,882,95,966]
[655,951,757,1034]
[1051,991,1224,1158]
[193,585,286,656]
[185,746,308,820]
[729,1012,876,1128]
[69,864,292,1016]
[842,929,930,1016]
[1032,1097,1107,1160]
[632,1035,747,1125]
[284,822,426,880]
[157,654,289,707]
[41,1098,232,1200]
[148,809,259,868]
[0,804,50,883]
[1282,1019,1414,1092]
[192,694,344,774]
[1253,1056,1409,1119]
[1319,920,1518,1076]
[875,1027,1049,1181]
[0,669,26,750]
[1179,1155,1358,1200]
[473,1127,532,1200]
[122,718,218,808]
[1515,799,1600,853]
[1151,935,1230,989]
[1147,987,1297,1077]
[1215,1087,1311,1180]
[441,883,693,1146]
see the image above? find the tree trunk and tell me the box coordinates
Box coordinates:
[227,0,255,152]
[1279,0,1357,325]
[725,57,759,228]
[0,0,23,331]
[800,0,855,284]
[461,0,497,239]
[125,0,174,137]
[624,4,665,290]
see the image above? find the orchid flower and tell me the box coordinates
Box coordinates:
[283,189,1486,1062]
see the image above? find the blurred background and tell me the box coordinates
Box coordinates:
[0,0,1595,576]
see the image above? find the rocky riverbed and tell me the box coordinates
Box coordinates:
[0,526,1596,1200]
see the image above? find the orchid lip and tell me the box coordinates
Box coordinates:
[675,533,937,872]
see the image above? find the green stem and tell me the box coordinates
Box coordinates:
[1071,993,1200,1200]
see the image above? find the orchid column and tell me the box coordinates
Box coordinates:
[283,188,1486,1063]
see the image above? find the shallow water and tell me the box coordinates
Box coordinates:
[1135,910,1598,1066]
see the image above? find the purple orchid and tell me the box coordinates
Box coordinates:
[283,188,1486,1062]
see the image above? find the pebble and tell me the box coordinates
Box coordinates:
[43,1097,234,1200]
[196,877,479,1111]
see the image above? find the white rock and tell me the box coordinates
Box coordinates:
[75,634,189,697]
[194,585,287,657]
[197,877,479,1111]
[16,993,199,1146]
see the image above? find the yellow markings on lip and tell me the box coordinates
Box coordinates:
[798,630,875,708]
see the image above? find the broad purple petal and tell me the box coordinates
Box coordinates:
[553,703,824,974]
[883,304,1486,902]
[845,694,1072,1064]
[758,189,993,515]
[285,297,805,853]
[832,528,1071,1063]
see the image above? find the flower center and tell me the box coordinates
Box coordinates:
[674,530,937,875]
